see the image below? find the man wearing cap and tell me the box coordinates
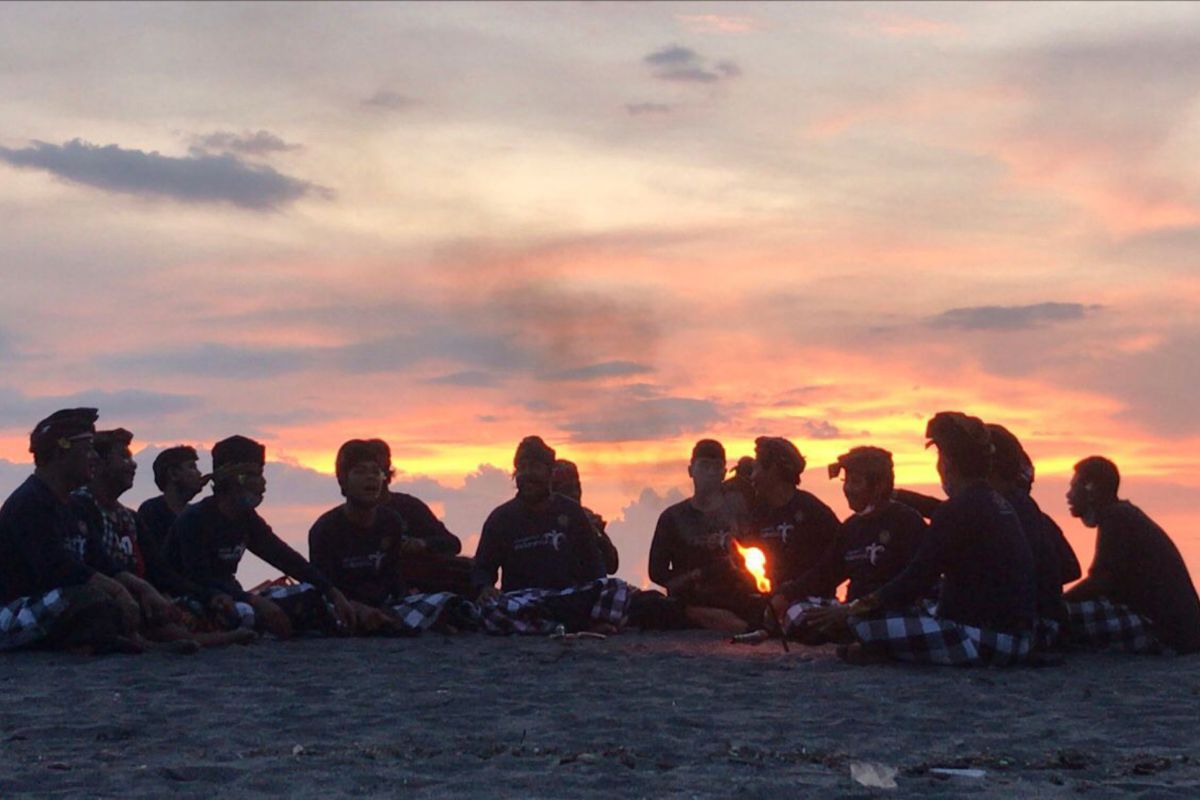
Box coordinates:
[0,409,142,652]
[648,439,760,632]
[773,446,928,642]
[370,439,475,596]
[553,459,619,575]
[807,412,1037,666]
[166,435,355,638]
[1063,456,1200,654]
[474,437,626,634]
[987,424,1080,650]
[747,436,841,594]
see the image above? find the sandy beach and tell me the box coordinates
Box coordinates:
[1,631,1199,798]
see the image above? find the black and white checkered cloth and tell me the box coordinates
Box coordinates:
[782,596,840,636]
[387,591,476,633]
[1034,617,1062,652]
[176,596,256,631]
[258,582,343,633]
[0,589,72,651]
[1065,599,1160,654]
[849,606,1033,666]
[478,578,633,635]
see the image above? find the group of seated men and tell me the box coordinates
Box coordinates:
[0,406,1196,667]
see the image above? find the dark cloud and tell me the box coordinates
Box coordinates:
[0,139,328,210]
[537,361,653,382]
[1106,226,1200,272]
[426,370,502,387]
[642,44,741,84]
[192,130,300,156]
[105,343,315,379]
[562,396,726,443]
[797,419,843,440]
[625,102,674,116]
[928,302,1100,331]
[363,90,414,110]
[1106,331,1200,436]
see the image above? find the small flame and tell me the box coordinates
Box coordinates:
[733,539,772,594]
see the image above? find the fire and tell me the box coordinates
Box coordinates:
[733,540,772,594]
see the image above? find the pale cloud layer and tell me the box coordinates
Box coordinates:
[2,2,1199,583]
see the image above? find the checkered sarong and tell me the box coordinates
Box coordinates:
[176,596,256,631]
[1034,617,1062,652]
[0,589,73,651]
[850,606,1033,666]
[782,596,840,637]
[387,591,476,633]
[258,582,342,633]
[478,578,633,635]
[1065,599,1160,654]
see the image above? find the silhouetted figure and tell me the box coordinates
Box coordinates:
[1063,457,1200,654]
[722,456,756,514]
[367,439,473,596]
[774,446,927,643]
[807,412,1037,666]
[647,439,760,633]
[166,435,354,638]
[986,424,1079,650]
[746,436,840,591]
[137,446,208,568]
[552,459,619,575]
[0,409,142,653]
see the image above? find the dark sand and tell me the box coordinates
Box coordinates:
[2,631,1199,798]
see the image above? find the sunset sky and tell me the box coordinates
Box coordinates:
[2,2,1199,587]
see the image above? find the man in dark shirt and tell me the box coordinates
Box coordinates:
[746,436,840,592]
[772,446,926,642]
[0,409,142,653]
[987,424,1079,650]
[365,439,474,596]
[1064,456,1200,654]
[473,437,622,633]
[137,446,208,567]
[166,435,354,638]
[648,439,759,632]
[553,459,619,575]
[808,412,1037,666]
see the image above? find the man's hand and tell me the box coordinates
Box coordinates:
[352,602,398,635]
[769,593,791,621]
[87,572,141,634]
[399,537,428,555]
[666,568,701,596]
[249,596,292,638]
[325,588,356,634]
[804,604,852,635]
[476,586,501,604]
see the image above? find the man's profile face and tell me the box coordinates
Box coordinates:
[101,446,137,495]
[172,459,205,496]
[689,457,725,494]
[1066,473,1095,525]
[344,461,385,507]
[236,465,267,509]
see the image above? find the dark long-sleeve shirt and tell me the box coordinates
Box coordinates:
[783,500,927,603]
[876,481,1036,633]
[134,496,210,599]
[648,496,753,604]
[747,490,841,592]
[0,475,95,603]
[1005,491,1076,623]
[309,505,409,607]
[1080,501,1200,653]
[384,492,462,555]
[165,496,332,602]
[472,494,604,593]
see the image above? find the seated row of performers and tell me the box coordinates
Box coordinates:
[647,414,1200,665]
[0,409,622,653]
[1,406,1197,666]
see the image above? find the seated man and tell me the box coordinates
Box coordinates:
[137,445,208,564]
[370,439,474,596]
[73,430,252,649]
[722,456,756,514]
[773,446,927,642]
[808,412,1037,666]
[553,459,619,575]
[1064,456,1200,654]
[0,409,142,653]
[987,424,1080,650]
[310,440,470,635]
[747,437,840,594]
[473,436,627,634]
[165,435,354,638]
[648,439,760,633]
